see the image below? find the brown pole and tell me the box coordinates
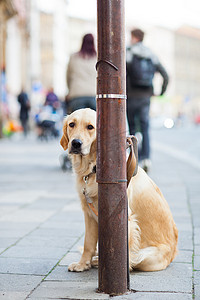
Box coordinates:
[96,0,129,295]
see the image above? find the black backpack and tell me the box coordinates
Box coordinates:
[128,55,155,88]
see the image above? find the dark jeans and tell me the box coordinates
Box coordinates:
[67,96,96,113]
[20,119,28,136]
[127,97,150,160]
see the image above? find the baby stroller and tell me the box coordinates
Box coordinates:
[35,105,60,140]
[59,151,72,171]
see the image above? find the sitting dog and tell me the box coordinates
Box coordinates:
[60,108,178,272]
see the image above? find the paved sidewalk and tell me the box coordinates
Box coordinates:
[0,132,199,299]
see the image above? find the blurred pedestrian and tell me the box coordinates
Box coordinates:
[45,87,60,112]
[126,28,169,172]
[66,33,97,113]
[17,88,30,136]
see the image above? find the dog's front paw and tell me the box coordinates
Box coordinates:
[91,255,98,268]
[68,261,91,272]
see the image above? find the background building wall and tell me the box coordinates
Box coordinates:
[1,0,200,124]
[40,12,54,90]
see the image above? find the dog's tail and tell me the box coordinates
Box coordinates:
[129,244,174,272]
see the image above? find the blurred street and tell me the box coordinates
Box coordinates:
[0,125,199,299]
[151,124,200,171]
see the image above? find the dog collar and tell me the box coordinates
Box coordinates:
[83,165,96,184]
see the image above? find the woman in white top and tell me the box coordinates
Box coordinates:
[66,34,97,113]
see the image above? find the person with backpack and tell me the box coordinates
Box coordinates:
[126,28,169,172]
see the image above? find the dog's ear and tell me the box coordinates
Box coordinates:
[90,139,97,154]
[60,134,69,150]
[126,136,138,186]
[60,122,69,150]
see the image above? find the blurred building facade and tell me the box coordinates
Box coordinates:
[1,0,96,113]
[0,0,25,136]
[174,26,200,120]
[30,0,69,99]
[1,0,200,134]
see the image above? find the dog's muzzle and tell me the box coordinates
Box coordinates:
[70,139,83,154]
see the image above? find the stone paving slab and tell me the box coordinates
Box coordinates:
[0,274,43,292]
[0,209,55,223]
[0,237,18,249]
[16,234,77,249]
[0,190,48,204]
[28,281,109,299]
[46,265,98,281]
[40,220,84,230]
[193,217,200,227]
[175,223,193,232]
[178,230,193,250]
[194,256,200,270]
[173,250,193,263]
[59,250,84,266]
[28,227,83,238]
[46,211,84,224]
[130,263,192,293]
[0,205,19,218]
[27,280,193,300]
[64,235,85,253]
[194,228,200,245]
[194,271,200,299]
[27,293,193,300]
[173,216,192,225]
[170,207,191,218]
[195,245,200,256]
[0,245,67,260]
[27,197,69,210]
[0,257,58,275]
[0,222,39,230]
[0,273,43,300]
[0,291,28,300]
[0,229,34,239]
[114,292,192,299]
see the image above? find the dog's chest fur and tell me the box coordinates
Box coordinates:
[72,155,98,217]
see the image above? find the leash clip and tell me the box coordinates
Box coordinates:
[83,175,89,184]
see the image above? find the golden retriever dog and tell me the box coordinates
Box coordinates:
[60,108,178,272]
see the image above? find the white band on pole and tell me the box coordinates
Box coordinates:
[96,94,127,99]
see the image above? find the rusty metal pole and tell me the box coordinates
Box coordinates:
[96,0,129,295]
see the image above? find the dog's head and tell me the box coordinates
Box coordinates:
[60,108,96,156]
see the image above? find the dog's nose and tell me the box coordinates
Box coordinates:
[71,139,82,149]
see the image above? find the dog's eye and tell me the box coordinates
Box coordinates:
[87,124,94,130]
[69,122,75,128]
